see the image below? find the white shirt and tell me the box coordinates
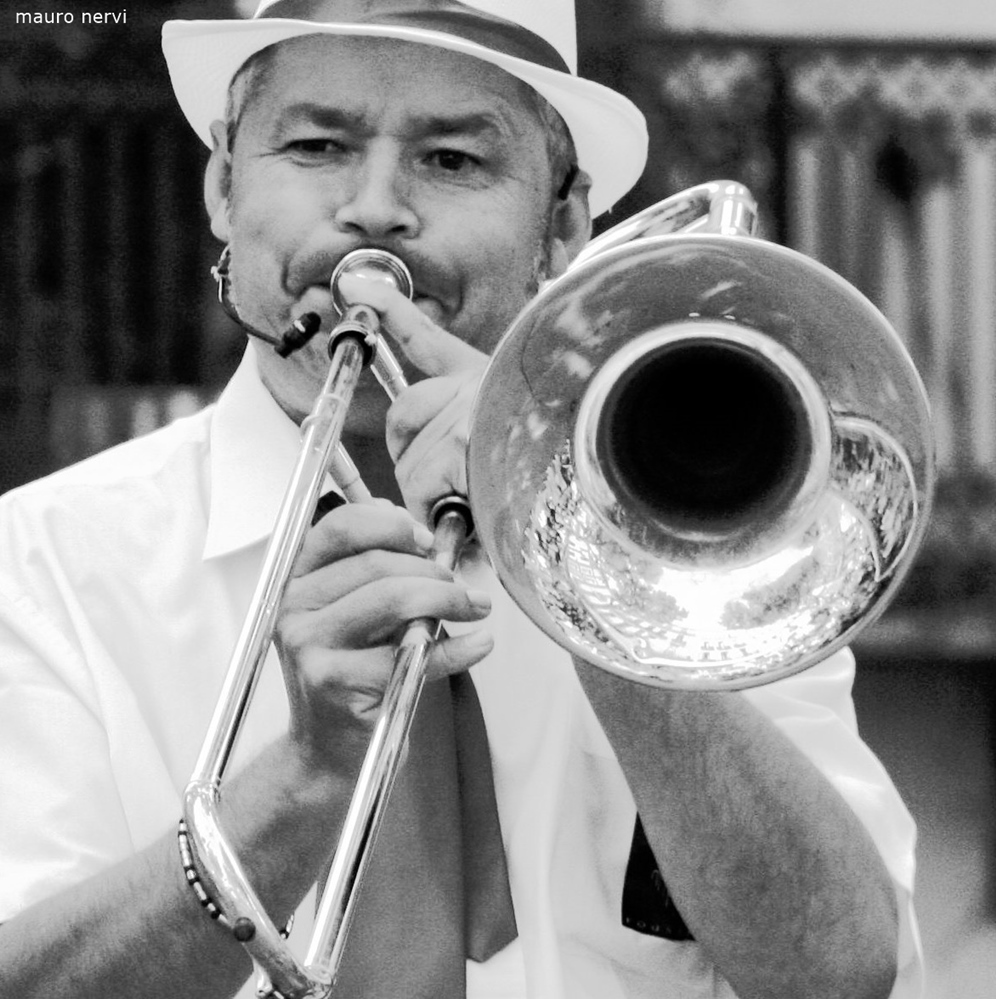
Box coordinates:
[0,346,923,998]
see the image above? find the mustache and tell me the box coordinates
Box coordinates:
[292,245,453,303]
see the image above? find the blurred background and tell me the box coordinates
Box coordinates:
[1,0,994,993]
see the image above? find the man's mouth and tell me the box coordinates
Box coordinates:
[291,285,446,329]
[410,294,446,327]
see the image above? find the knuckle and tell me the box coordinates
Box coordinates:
[427,642,458,676]
[313,504,361,549]
[354,548,392,578]
[313,503,412,557]
[294,646,333,689]
[277,607,341,653]
[386,405,418,446]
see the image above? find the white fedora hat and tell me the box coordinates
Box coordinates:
[161,0,648,217]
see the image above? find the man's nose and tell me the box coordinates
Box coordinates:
[334,152,420,240]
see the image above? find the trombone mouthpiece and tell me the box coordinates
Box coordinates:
[330,248,414,315]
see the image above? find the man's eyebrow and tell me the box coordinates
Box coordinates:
[410,111,511,141]
[272,103,370,134]
[270,102,515,142]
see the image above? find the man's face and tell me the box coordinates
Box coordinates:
[213,33,561,416]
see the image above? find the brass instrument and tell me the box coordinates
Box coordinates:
[183,181,934,997]
[469,180,933,688]
[184,247,471,998]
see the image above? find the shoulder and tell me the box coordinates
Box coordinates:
[4,403,213,504]
[0,405,217,581]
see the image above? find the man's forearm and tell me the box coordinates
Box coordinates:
[575,660,899,999]
[0,737,353,999]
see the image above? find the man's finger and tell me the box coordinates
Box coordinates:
[337,272,487,377]
[289,550,454,612]
[294,503,434,577]
[426,629,495,678]
[301,576,492,649]
[385,376,469,457]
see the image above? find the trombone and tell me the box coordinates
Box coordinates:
[182,181,935,997]
[184,246,469,998]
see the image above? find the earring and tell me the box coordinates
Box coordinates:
[207,243,320,356]
[211,244,232,305]
[210,243,248,331]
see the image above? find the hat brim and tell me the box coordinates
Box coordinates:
[161,18,647,217]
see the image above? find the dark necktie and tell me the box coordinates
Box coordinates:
[312,493,517,997]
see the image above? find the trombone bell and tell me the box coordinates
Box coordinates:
[467,182,935,689]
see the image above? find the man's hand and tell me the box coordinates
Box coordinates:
[274,502,493,763]
[336,272,489,524]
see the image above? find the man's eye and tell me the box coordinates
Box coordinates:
[285,138,345,156]
[430,149,479,172]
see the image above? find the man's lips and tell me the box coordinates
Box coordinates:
[410,294,447,327]
[290,285,447,333]
[291,247,454,319]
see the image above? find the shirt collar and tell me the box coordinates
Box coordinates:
[203,345,310,560]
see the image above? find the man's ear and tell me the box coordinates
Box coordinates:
[544,167,593,280]
[204,120,233,242]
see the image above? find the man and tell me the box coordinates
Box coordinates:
[0,2,922,998]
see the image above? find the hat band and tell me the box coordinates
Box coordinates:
[258,0,571,74]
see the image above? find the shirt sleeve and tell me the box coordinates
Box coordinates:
[743,648,924,999]
[0,580,137,922]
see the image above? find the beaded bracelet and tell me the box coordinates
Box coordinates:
[177,818,293,944]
